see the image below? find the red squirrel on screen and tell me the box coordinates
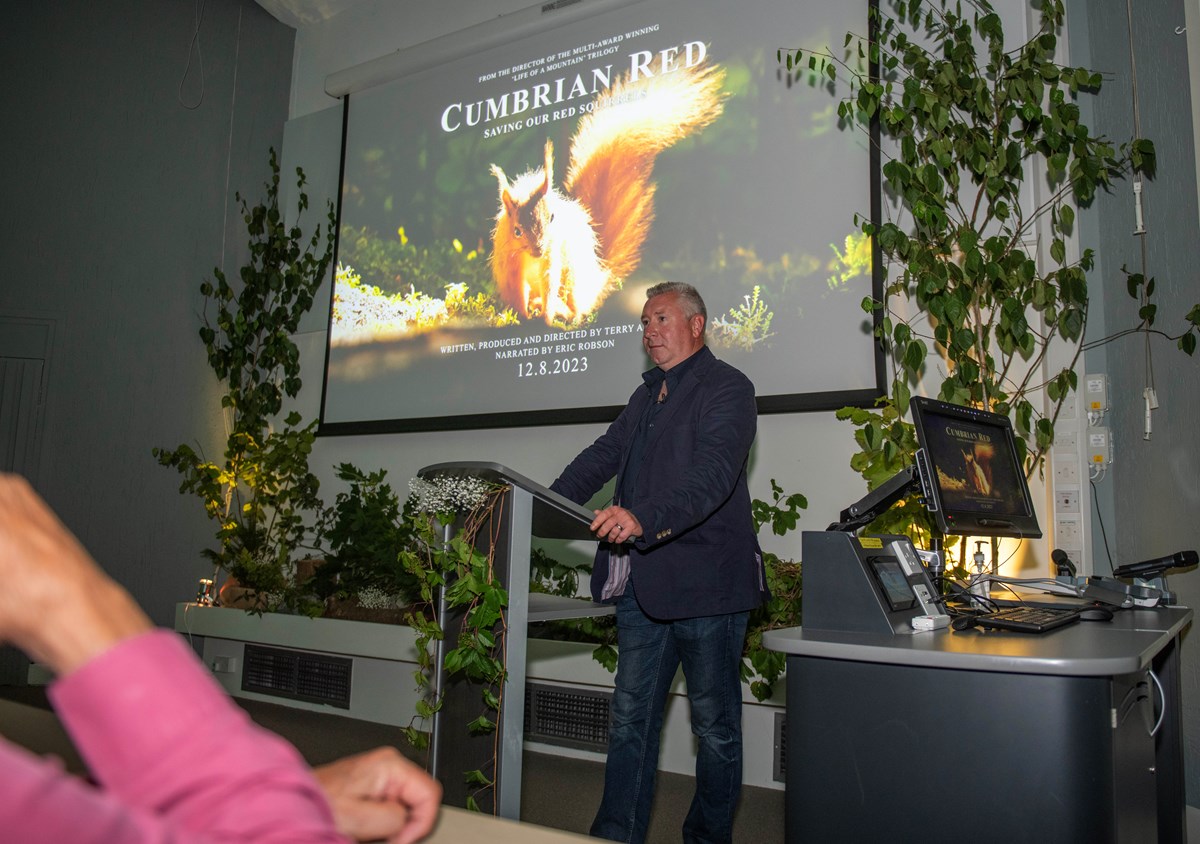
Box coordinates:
[489,51,726,326]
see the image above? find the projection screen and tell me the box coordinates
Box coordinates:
[319,0,882,434]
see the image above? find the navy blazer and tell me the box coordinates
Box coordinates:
[550,346,767,620]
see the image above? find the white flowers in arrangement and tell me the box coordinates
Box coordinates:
[408,473,495,515]
[355,586,402,610]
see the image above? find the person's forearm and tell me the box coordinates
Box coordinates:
[30,580,152,677]
[49,630,345,843]
[0,474,153,675]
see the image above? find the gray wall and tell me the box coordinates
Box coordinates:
[1068,0,1200,806]
[0,0,296,626]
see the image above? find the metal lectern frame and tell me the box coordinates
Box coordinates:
[416,461,613,819]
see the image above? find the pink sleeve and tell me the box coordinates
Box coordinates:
[0,629,347,843]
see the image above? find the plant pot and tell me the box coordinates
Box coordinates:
[218,575,262,610]
[324,596,410,625]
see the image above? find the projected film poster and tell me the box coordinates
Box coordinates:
[322,0,880,432]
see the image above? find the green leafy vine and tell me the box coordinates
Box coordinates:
[400,475,509,811]
[778,0,1158,542]
[154,148,334,611]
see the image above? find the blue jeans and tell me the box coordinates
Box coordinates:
[590,580,750,843]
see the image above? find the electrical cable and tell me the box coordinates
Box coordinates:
[1089,477,1115,571]
[218,5,243,311]
[1082,326,1187,352]
[178,0,206,110]
[1125,0,1158,436]
[183,601,195,650]
[1148,669,1165,737]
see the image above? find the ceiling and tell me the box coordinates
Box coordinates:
[254,0,364,28]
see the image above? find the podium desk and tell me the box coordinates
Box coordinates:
[417,461,612,820]
[764,607,1192,844]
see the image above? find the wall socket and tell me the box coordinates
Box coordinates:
[1055,517,1083,552]
[210,656,238,674]
[1053,458,1080,485]
[1053,429,1078,450]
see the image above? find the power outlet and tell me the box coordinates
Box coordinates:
[1053,458,1080,485]
[210,656,238,674]
[1053,429,1078,450]
[1055,517,1082,552]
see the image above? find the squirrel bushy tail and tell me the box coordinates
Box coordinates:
[566,55,726,281]
[489,51,726,326]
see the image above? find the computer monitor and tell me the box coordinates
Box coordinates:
[910,396,1042,539]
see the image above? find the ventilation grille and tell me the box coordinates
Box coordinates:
[524,682,611,751]
[773,711,787,782]
[241,644,352,709]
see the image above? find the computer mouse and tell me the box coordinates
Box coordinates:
[951,615,978,631]
[1079,606,1114,622]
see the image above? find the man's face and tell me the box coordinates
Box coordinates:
[641,292,704,371]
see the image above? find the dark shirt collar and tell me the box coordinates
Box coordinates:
[641,345,707,395]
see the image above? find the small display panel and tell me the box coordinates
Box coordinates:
[910,396,1042,539]
[867,557,917,612]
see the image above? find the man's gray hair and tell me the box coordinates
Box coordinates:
[646,282,707,326]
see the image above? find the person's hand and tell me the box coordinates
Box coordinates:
[590,506,643,544]
[0,474,151,674]
[313,746,442,844]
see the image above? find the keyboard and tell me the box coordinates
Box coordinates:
[973,605,1083,634]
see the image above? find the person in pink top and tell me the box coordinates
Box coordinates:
[0,473,441,844]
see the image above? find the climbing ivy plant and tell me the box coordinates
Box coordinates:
[402,474,509,812]
[779,0,1156,546]
[155,148,335,610]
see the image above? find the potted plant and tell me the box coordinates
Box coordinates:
[155,148,335,613]
[778,0,1156,551]
[310,463,422,621]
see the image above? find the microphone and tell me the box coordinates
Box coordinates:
[1113,550,1199,579]
[1051,548,1076,578]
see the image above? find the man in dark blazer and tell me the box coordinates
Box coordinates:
[550,282,766,844]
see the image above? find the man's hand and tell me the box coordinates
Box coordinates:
[590,506,643,544]
[0,474,151,674]
[313,746,442,844]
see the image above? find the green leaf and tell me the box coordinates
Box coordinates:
[1050,238,1066,264]
[464,769,492,787]
[467,715,496,735]
[903,339,925,372]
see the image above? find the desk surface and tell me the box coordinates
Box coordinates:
[427,806,592,843]
[763,605,1192,676]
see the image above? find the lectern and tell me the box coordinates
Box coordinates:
[416,461,612,819]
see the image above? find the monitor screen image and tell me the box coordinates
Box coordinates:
[909,396,1042,539]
